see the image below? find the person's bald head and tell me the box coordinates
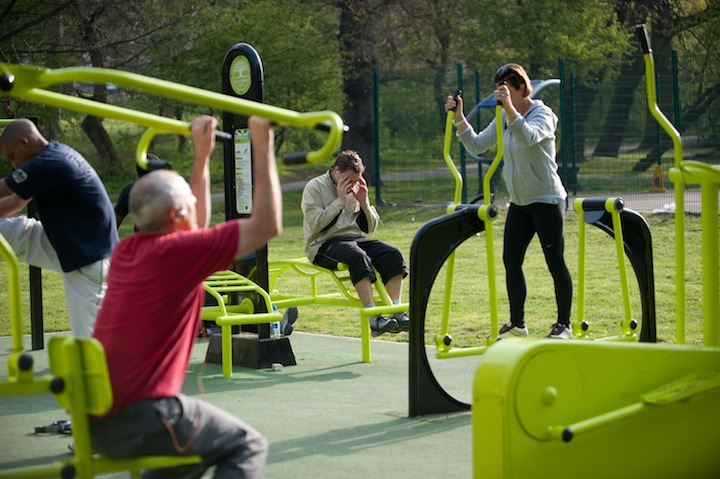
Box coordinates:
[129,169,197,233]
[0,119,48,168]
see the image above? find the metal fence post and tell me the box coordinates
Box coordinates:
[373,68,381,205]
[456,63,467,204]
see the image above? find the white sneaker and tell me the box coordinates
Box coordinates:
[547,323,573,339]
[499,323,529,339]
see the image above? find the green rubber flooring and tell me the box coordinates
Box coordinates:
[0,332,477,478]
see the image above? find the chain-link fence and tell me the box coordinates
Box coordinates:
[374,54,719,213]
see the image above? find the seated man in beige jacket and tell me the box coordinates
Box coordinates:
[301,150,409,336]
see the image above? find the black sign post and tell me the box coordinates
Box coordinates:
[205,43,295,369]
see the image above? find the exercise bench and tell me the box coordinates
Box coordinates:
[265,257,408,363]
[201,270,283,378]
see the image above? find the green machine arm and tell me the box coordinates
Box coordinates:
[434,92,500,359]
[0,64,345,166]
[637,23,719,346]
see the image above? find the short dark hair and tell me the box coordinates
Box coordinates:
[494,63,533,97]
[333,150,365,174]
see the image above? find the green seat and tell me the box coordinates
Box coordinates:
[202,270,283,378]
[266,258,408,363]
[0,336,202,479]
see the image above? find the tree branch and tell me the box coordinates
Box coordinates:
[0,1,74,44]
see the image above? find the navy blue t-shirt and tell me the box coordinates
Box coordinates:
[4,141,118,272]
[114,182,132,220]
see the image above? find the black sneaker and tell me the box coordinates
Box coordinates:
[370,316,398,336]
[280,307,298,336]
[392,313,410,333]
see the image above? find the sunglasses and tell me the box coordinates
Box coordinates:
[495,65,517,78]
[494,65,525,87]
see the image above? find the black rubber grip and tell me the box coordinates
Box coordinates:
[496,81,506,106]
[580,198,624,212]
[450,90,462,111]
[283,152,308,165]
[314,121,350,133]
[215,131,233,141]
[635,24,651,54]
[0,73,14,92]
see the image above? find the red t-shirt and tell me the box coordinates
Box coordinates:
[93,221,239,416]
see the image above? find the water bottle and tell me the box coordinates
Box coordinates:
[270,305,281,339]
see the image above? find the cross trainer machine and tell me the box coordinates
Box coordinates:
[409,76,657,417]
[470,24,719,478]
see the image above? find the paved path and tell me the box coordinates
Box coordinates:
[214,174,712,214]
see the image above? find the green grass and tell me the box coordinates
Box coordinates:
[0,186,707,347]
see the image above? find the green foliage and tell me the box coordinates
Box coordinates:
[457,0,631,77]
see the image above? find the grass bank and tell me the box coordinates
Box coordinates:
[0,187,706,346]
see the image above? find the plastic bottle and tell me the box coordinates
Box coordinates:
[270,305,281,339]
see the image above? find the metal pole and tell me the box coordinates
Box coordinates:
[373,69,381,205]
[456,64,466,204]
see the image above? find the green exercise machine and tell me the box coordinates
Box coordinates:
[470,24,720,478]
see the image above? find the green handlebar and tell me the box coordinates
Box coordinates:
[0,64,344,166]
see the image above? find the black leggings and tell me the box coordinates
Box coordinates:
[503,202,572,327]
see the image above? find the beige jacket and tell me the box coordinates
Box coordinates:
[301,171,380,261]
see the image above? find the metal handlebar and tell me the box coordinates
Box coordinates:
[0,64,345,166]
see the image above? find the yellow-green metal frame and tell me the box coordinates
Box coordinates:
[264,258,407,363]
[434,107,502,359]
[201,270,283,378]
[640,54,720,347]
[573,198,636,341]
[0,63,344,166]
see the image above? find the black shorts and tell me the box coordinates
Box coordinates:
[314,236,408,285]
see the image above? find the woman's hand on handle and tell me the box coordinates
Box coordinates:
[445,95,468,133]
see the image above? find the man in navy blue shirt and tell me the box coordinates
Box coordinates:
[0,119,118,337]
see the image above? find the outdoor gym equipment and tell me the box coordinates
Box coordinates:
[0,234,201,478]
[0,53,347,372]
[573,197,656,342]
[409,81,658,416]
[433,90,501,358]
[408,95,503,416]
[469,24,720,478]
[0,63,345,166]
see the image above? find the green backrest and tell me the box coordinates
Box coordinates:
[48,336,113,416]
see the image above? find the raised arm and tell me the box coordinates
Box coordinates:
[234,117,282,259]
[188,116,216,229]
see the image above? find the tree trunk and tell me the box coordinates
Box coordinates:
[559,74,604,167]
[633,80,720,171]
[73,0,119,169]
[591,0,647,158]
[591,55,644,158]
[338,0,377,185]
[81,115,119,167]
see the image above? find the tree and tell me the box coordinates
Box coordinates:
[0,0,225,171]
[183,0,343,163]
[588,0,720,169]
[631,0,720,170]
[335,0,382,183]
